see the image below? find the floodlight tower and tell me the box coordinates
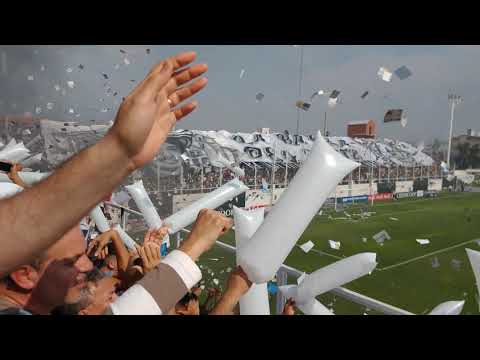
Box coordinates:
[295,45,305,136]
[447,94,462,169]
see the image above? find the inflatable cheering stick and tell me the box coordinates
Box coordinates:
[113,224,137,251]
[126,180,170,247]
[237,131,360,283]
[89,205,111,233]
[279,253,377,315]
[233,206,270,315]
[428,300,465,315]
[164,178,248,234]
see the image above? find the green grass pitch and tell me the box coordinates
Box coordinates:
[196,191,480,315]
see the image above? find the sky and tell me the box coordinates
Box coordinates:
[0,45,479,144]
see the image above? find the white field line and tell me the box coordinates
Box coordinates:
[377,238,480,271]
[297,246,343,260]
[302,239,479,271]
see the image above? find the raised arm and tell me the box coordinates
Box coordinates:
[109,210,233,315]
[0,52,208,277]
[209,266,252,315]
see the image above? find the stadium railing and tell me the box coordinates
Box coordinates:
[105,202,415,315]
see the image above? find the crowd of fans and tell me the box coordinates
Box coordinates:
[145,160,441,194]
[0,51,297,316]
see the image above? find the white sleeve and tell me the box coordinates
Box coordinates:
[161,250,202,289]
[109,284,163,315]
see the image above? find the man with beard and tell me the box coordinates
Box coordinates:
[0,224,93,315]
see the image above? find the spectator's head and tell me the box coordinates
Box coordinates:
[79,276,119,315]
[173,292,200,315]
[0,224,94,314]
[99,255,118,277]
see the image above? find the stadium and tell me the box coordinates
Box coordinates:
[0,45,479,316]
[1,115,479,315]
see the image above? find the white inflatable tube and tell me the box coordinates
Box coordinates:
[89,205,110,233]
[0,182,23,199]
[0,142,30,162]
[0,171,51,185]
[126,180,169,247]
[164,178,248,234]
[466,248,480,300]
[296,253,377,303]
[428,300,465,315]
[233,207,270,315]
[278,285,333,315]
[237,131,360,283]
[113,224,137,251]
[297,298,334,316]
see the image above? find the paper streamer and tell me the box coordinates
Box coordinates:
[428,300,465,315]
[0,182,23,199]
[113,224,137,251]
[237,131,360,283]
[233,206,270,315]
[126,180,169,247]
[164,178,248,234]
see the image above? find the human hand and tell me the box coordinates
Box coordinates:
[7,163,22,177]
[87,229,115,260]
[207,287,222,300]
[132,243,162,275]
[144,225,170,247]
[7,162,27,187]
[192,286,202,297]
[283,298,296,315]
[179,209,233,262]
[107,52,208,171]
[224,266,252,297]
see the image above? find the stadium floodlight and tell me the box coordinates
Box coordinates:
[447,94,462,169]
[295,45,305,136]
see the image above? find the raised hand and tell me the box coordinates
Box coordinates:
[179,209,233,262]
[87,229,116,260]
[133,243,162,275]
[108,52,208,170]
[282,298,296,316]
[144,225,170,246]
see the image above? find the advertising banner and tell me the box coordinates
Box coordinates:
[244,187,286,210]
[351,183,372,197]
[341,195,369,204]
[424,190,439,198]
[395,191,417,199]
[368,193,393,201]
[395,181,414,194]
[428,179,443,192]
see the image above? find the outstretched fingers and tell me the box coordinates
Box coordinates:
[168,77,208,108]
[173,101,198,121]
